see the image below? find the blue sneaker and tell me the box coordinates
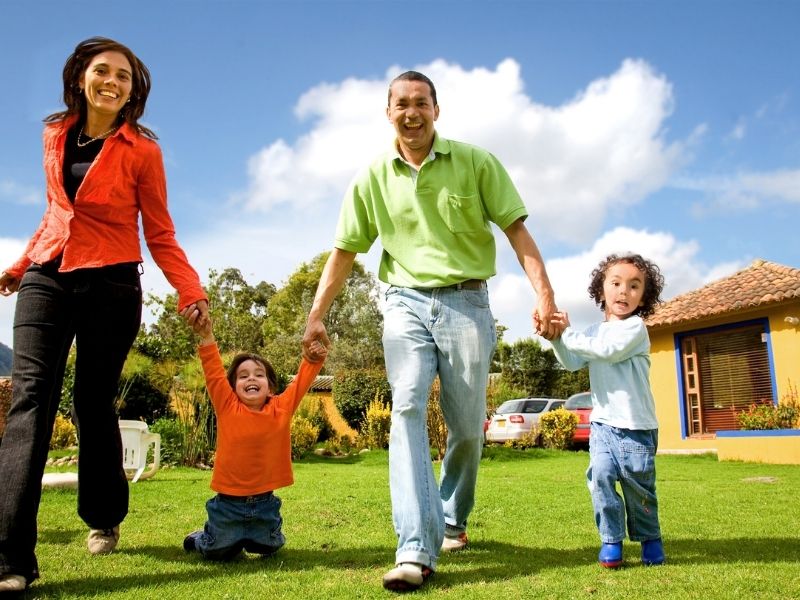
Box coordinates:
[598,542,623,568]
[641,539,665,566]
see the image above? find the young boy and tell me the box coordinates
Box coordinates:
[547,253,666,568]
[180,308,327,560]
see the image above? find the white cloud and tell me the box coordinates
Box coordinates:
[680,168,800,216]
[234,58,684,246]
[0,179,40,206]
[489,227,743,344]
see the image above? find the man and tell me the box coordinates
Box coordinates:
[302,71,556,592]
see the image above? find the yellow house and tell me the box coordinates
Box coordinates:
[646,259,800,464]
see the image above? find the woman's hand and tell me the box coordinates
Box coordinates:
[0,272,20,297]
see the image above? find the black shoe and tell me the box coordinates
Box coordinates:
[183,532,200,552]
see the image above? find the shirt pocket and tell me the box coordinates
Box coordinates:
[438,193,484,234]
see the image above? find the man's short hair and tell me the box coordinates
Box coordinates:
[388,71,437,106]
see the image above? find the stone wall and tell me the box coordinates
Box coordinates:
[0,377,11,437]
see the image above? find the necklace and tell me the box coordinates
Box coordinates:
[76,125,117,148]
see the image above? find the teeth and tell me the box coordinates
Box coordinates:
[98,90,118,98]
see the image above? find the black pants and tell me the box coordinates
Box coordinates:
[0,261,142,582]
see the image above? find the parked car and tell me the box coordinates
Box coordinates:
[564,391,593,446]
[485,397,565,444]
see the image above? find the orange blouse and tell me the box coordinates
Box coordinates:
[6,115,206,310]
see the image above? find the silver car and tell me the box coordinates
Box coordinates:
[485,397,565,444]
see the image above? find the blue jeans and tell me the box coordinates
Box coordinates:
[188,492,285,560]
[0,261,142,582]
[382,283,496,570]
[588,422,662,543]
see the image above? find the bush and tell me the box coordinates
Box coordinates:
[361,397,391,449]
[539,407,578,449]
[290,415,319,459]
[150,417,184,466]
[50,414,77,450]
[504,428,540,450]
[486,378,526,417]
[427,379,447,460]
[737,385,800,430]
[296,394,334,442]
[116,373,172,422]
[333,368,391,431]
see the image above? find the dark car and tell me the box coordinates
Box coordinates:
[564,392,592,446]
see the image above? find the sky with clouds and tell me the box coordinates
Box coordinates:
[1,0,798,349]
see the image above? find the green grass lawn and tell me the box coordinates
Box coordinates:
[27,448,800,599]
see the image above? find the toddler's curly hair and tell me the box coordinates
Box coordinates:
[588,253,665,318]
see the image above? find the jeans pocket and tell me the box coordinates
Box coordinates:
[620,439,655,483]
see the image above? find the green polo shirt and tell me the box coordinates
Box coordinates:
[334,134,528,288]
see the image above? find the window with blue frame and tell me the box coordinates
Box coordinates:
[678,319,775,435]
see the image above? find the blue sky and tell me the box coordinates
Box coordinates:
[1,0,798,349]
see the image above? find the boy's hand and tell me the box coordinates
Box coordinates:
[180,304,215,345]
[305,339,329,364]
[549,311,570,339]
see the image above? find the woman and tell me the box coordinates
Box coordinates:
[0,37,208,592]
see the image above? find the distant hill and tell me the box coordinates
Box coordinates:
[0,342,11,376]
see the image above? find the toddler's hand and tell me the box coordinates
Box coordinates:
[305,339,329,363]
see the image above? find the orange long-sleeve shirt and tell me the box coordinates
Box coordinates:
[199,343,325,496]
[6,116,206,310]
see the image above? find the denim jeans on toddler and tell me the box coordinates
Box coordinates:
[188,492,285,560]
[382,283,496,570]
[588,422,661,543]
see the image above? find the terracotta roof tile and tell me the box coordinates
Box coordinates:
[646,259,800,329]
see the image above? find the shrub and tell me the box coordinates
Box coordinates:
[116,373,172,422]
[737,384,800,430]
[296,394,334,442]
[333,368,391,431]
[427,378,447,460]
[291,415,319,459]
[539,408,578,449]
[0,378,11,438]
[504,427,540,450]
[361,397,391,449]
[49,414,77,450]
[486,378,526,417]
[150,417,184,466]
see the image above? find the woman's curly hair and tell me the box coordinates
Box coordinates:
[588,253,665,319]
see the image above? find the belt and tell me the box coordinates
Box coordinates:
[440,279,485,290]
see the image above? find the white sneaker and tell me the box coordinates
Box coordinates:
[87,526,120,555]
[382,562,433,592]
[441,532,468,552]
[0,574,26,593]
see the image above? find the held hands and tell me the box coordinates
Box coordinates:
[532,295,558,340]
[180,302,214,345]
[548,311,570,339]
[0,272,20,297]
[302,318,331,364]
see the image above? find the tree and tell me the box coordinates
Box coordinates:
[135,267,276,361]
[499,337,561,397]
[262,252,384,375]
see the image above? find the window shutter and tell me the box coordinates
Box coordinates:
[695,324,773,432]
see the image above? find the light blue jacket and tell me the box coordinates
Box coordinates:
[551,316,658,430]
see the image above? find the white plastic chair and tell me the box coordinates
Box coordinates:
[118,419,161,482]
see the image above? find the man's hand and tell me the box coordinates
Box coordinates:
[303,318,331,363]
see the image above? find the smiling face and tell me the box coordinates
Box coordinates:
[601,261,647,321]
[79,51,133,127]
[234,359,271,411]
[387,79,439,165]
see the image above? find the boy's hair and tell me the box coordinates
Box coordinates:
[226,352,278,392]
[588,253,665,318]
